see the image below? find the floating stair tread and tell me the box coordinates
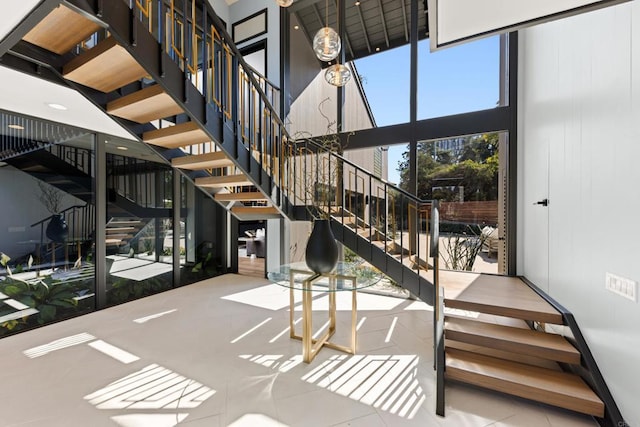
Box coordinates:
[231,206,281,219]
[106,227,137,233]
[63,37,148,93]
[215,192,267,202]
[107,85,183,123]
[23,5,102,55]
[108,220,143,225]
[143,122,210,148]
[445,348,604,417]
[172,151,234,170]
[445,316,580,364]
[103,234,133,239]
[231,206,279,215]
[441,271,563,324]
[195,174,253,188]
[445,340,561,371]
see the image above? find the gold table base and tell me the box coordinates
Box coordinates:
[289,269,358,363]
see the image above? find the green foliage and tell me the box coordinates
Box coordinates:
[398,133,500,201]
[107,275,171,306]
[441,225,488,271]
[0,272,92,335]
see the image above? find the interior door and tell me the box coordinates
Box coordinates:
[522,136,549,292]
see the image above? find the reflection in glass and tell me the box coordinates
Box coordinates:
[105,152,173,306]
[0,113,96,337]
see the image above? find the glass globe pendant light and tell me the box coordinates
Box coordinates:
[325,63,351,87]
[313,27,341,62]
[313,0,341,62]
[276,0,293,7]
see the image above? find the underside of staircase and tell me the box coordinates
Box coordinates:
[439,271,606,419]
[20,2,278,222]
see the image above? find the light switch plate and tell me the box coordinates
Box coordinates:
[606,273,637,302]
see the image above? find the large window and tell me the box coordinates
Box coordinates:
[0,113,96,337]
[0,112,228,338]
[418,36,501,119]
[402,132,509,274]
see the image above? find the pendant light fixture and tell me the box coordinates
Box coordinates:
[324,0,350,86]
[313,0,341,62]
[325,63,351,87]
[276,0,293,7]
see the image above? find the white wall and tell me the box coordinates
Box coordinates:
[229,1,280,82]
[519,3,640,424]
[0,167,82,259]
[208,0,230,25]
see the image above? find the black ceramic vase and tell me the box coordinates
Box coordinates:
[305,219,338,274]
[46,214,69,243]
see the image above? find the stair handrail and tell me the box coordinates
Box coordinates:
[431,200,445,416]
[299,137,429,204]
[243,61,281,92]
[30,204,90,228]
[29,203,95,267]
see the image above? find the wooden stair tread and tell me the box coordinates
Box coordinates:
[446,348,604,417]
[106,227,137,232]
[445,340,562,371]
[108,220,143,225]
[172,151,234,170]
[195,174,253,188]
[231,206,281,219]
[103,234,133,239]
[445,316,580,364]
[107,85,183,123]
[143,122,210,148]
[23,5,102,55]
[63,37,148,93]
[442,272,563,324]
[215,192,267,202]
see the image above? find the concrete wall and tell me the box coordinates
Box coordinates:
[518,4,640,424]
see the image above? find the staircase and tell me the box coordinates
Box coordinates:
[2,0,621,424]
[18,2,279,222]
[440,272,603,417]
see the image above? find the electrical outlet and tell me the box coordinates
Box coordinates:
[606,273,637,302]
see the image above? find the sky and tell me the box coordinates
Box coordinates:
[354,36,501,184]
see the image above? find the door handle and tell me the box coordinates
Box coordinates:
[533,198,549,207]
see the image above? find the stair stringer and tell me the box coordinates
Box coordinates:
[62,0,281,219]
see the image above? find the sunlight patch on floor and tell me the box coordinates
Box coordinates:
[84,364,215,410]
[111,413,189,427]
[228,413,289,427]
[23,332,96,358]
[301,354,425,419]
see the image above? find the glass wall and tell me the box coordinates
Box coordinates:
[105,152,175,306]
[418,36,501,119]
[0,112,96,337]
[408,132,509,274]
[0,112,228,338]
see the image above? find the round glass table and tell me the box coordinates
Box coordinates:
[267,261,383,363]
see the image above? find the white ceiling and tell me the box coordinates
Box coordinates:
[0,0,40,42]
[0,1,136,141]
[0,66,136,140]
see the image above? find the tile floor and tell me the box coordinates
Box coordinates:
[0,274,597,427]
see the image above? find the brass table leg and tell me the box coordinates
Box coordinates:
[287,270,358,363]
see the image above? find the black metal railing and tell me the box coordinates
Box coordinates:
[107,154,173,209]
[0,110,89,162]
[30,203,96,267]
